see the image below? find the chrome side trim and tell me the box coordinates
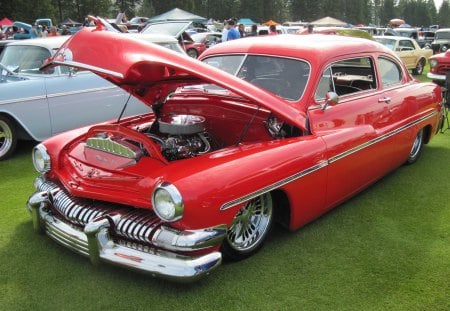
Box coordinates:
[328,111,437,164]
[0,95,47,105]
[0,86,117,105]
[220,160,328,210]
[45,86,117,99]
[221,111,438,210]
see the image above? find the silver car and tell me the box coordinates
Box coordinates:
[0,34,183,160]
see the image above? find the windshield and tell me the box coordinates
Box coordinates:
[435,31,450,40]
[375,38,396,50]
[202,55,310,101]
[0,45,53,74]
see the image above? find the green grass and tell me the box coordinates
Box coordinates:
[1,72,450,310]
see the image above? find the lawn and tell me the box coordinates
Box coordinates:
[1,73,450,310]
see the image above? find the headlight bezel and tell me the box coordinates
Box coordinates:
[152,182,184,222]
[32,144,51,173]
[429,59,438,68]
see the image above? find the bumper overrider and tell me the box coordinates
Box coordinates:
[26,177,227,282]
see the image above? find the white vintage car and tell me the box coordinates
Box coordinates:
[0,33,184,160]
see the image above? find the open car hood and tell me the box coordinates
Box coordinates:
[141,21,192,38]
[41,28,307,130]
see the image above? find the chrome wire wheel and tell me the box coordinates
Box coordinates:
[223,192,273,260]
[0,117,17,160]
[406,128,424,164]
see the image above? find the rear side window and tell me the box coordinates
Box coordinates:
[315,57,376,101]
[378,57,402,87]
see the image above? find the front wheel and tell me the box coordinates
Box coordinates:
[0,115,18,161]
[406,129,424,165]
[222,192,273,261]
[186,48,198,58]
[412,59,425,75]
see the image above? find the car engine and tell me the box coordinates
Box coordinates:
[145,114,212,161]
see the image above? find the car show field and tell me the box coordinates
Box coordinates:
[2,6,450,308]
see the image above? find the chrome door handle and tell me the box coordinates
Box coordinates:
[378,97,391,104]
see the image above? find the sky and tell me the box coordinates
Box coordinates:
[434,0,443,10]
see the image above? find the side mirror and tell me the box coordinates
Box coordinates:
[321,92,339,110]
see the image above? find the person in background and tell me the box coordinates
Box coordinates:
[61,25,71,35]
[31,24,40,38]
[307,24,314,34]
[227,19,240,41]
[269,24,277,35]
[41,25,48,37]
[238,23,246,38]
[47,26,61,37]
[221,19,230,42]
[248,24,258,36]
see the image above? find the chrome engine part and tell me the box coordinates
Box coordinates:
[148,114,211,161]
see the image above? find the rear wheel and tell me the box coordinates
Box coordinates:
[222,192,273,261]
[412,59,425,75]
[0,115,18,161]
[406,129,424,165]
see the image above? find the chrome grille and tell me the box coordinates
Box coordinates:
[36,178,160,245]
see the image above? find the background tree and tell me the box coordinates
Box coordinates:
[0,0,447,27]
[438,0,450,27]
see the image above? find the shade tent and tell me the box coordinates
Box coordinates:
[311,16,347,27]
[262,20,279,26]
[0,17,14,26]
[238,18,257,25]
[149,8,207,23]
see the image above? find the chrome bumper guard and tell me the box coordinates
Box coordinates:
[26,178,227,282]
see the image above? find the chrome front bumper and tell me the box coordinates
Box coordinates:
[26,178,226,282]
[427,72,446,81]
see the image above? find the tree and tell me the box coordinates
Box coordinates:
[438,0,450,27]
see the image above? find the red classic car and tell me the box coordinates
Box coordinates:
[427,50,450,85]
[27,28,443,282]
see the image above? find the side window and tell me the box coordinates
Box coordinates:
[315,57,376,101]
[398,40,414,51]
[378,57,402,87]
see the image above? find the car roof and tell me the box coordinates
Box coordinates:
[6,36,69,49]
[374,35,414,41]
[436,28,450,33]
[201,34,389,65]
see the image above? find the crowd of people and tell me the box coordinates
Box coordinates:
[221,18,280,42]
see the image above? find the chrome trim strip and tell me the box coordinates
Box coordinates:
[220,160,328,210]
[0,95,47,105]
[0,86,117,105]
[220,111,438,211]
[45,86,117,99]
[328,111,437,163]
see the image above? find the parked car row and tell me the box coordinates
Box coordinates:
[24,28,443,282]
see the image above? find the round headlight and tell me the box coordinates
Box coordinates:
[32,144,51,173]
[151,182,184,222]
[429,59,438,68]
